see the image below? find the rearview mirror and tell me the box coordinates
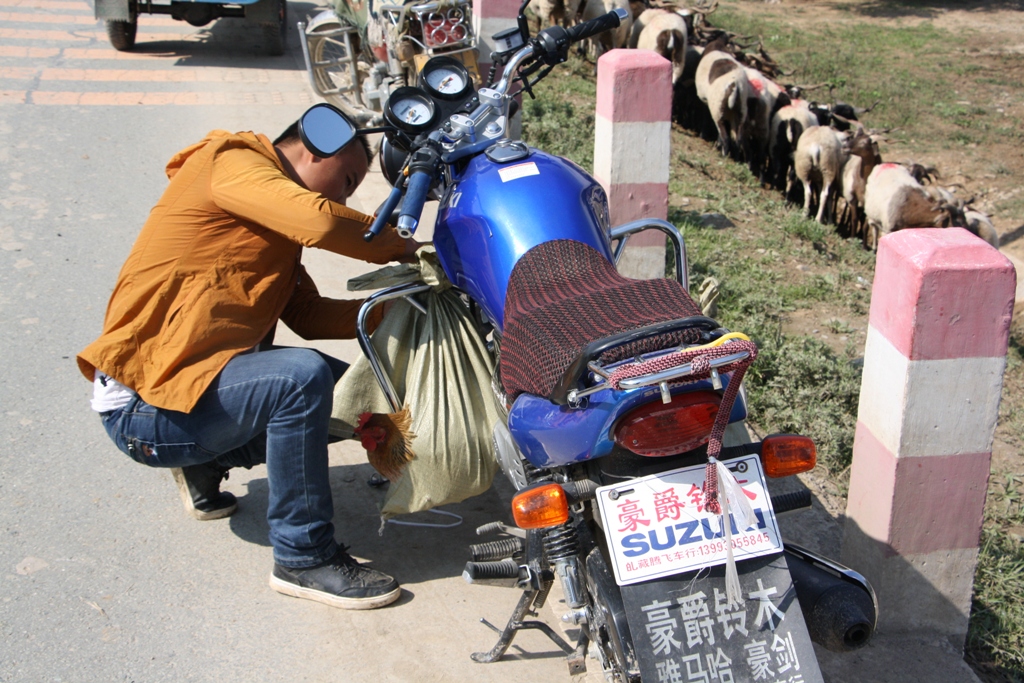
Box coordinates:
[299,103,356,158]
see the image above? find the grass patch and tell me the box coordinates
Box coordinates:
[675,202,868,475]
[970,321,1024,679]
[711,6,1021,148]
[519,12,1024,675]
[519,52,597,172]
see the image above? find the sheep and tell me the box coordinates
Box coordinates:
[635,8,687,84]
[769,99,819,198]
[579,0,633,58]
[695,49,752,160]
[743,67,782,182]
[674,45,717,139]
[838,128,883,240]
[794,125,847,223]
[864,163,966,248]
[529,0,581,30]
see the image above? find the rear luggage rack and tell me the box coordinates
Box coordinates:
[553,315,722,404]
[566,338,754,407]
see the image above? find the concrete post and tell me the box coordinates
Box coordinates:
[593,49,672,279]
[841,228,1017,643]
[472,0,521,79]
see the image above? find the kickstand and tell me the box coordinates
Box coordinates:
[471,583,588,675]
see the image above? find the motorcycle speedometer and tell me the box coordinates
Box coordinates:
[384,87,438,134]
[420,56,472,101]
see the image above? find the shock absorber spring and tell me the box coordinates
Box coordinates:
[523,461,553,485]
[543,523,580,562]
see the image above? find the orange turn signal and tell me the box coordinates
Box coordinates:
[512,483,570,529]
[760,434,817,478]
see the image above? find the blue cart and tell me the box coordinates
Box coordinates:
[94,0,288,55]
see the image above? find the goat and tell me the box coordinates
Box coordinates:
[903,162,939,185]
[808,102,860,131]
[635,9,687,84]
[964,209,1000,249]
[838,128,883,240]
[769,99,819,198]
[864,163,966,248]
[628,0,648,19]
[794,125,846,223]
[695,50,752,160]
[580,0,633,59]
[922,186,1001,249]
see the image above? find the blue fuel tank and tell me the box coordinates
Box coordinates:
[432,148,613,331]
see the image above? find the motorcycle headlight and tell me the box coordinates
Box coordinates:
[378,136,409,189]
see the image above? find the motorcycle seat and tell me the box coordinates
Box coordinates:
[499,239,709,404]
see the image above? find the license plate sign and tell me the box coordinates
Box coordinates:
[595,455,783,586]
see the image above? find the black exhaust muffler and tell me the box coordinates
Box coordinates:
[784,543,877,652]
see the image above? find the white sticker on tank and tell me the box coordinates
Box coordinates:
[498,162,540,183]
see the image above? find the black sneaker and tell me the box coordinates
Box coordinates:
[269,546,401,610]
[170,463,237,521]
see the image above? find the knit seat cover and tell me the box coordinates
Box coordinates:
[499,240,703,400]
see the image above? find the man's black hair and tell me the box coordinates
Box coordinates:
[273,119,373,165]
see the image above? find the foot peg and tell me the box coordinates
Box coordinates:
[469,536,525,562]
[463,560,533,588]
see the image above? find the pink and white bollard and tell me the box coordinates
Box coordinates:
[593,49,672,279]
[841,228,1017,642]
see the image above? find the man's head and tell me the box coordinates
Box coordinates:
[273,121,373,205]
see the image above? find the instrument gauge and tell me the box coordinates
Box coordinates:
[420,56,473,101]
[427,68,465,95]
[383,87,437,134]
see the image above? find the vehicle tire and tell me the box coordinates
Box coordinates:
[105,18,137,51]
[584,546,640,683]
[263,0,287,56]
[304,11,365,119]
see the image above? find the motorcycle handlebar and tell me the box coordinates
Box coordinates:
[566,7,627,45]
[364,185,404,242]
[396,170,432,239]
[532,8,625,64]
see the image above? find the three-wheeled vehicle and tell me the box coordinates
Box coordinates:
[299,0,479,124]
[94,0,288,55]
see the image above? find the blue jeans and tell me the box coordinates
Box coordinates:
[101,347,349,569]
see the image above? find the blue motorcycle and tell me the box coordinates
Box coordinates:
[300,5,877,679]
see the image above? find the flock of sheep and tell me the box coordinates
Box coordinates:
[529,0,1001,249]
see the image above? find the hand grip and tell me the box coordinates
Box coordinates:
[565,8,625,44]
[364,185,403,242]
[396,171,433,238]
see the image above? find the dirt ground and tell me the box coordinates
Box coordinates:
[668,0,1024,496]
[750,0,1024,248]
[687,2,1024,678]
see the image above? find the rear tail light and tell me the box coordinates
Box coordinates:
[760,434,817,477]
[512,483,570,529]
[613,391,721,457]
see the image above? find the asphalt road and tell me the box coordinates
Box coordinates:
[0,3,991,682]
[0,4,601,682]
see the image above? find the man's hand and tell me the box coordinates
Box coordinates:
[397,239,426,264]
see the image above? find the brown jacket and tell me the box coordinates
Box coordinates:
[78,130,408,413]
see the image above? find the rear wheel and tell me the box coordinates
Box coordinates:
[262,0,287,56]
[304,11,370,120]
[584,544,640,682]
[105,17,137,51]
